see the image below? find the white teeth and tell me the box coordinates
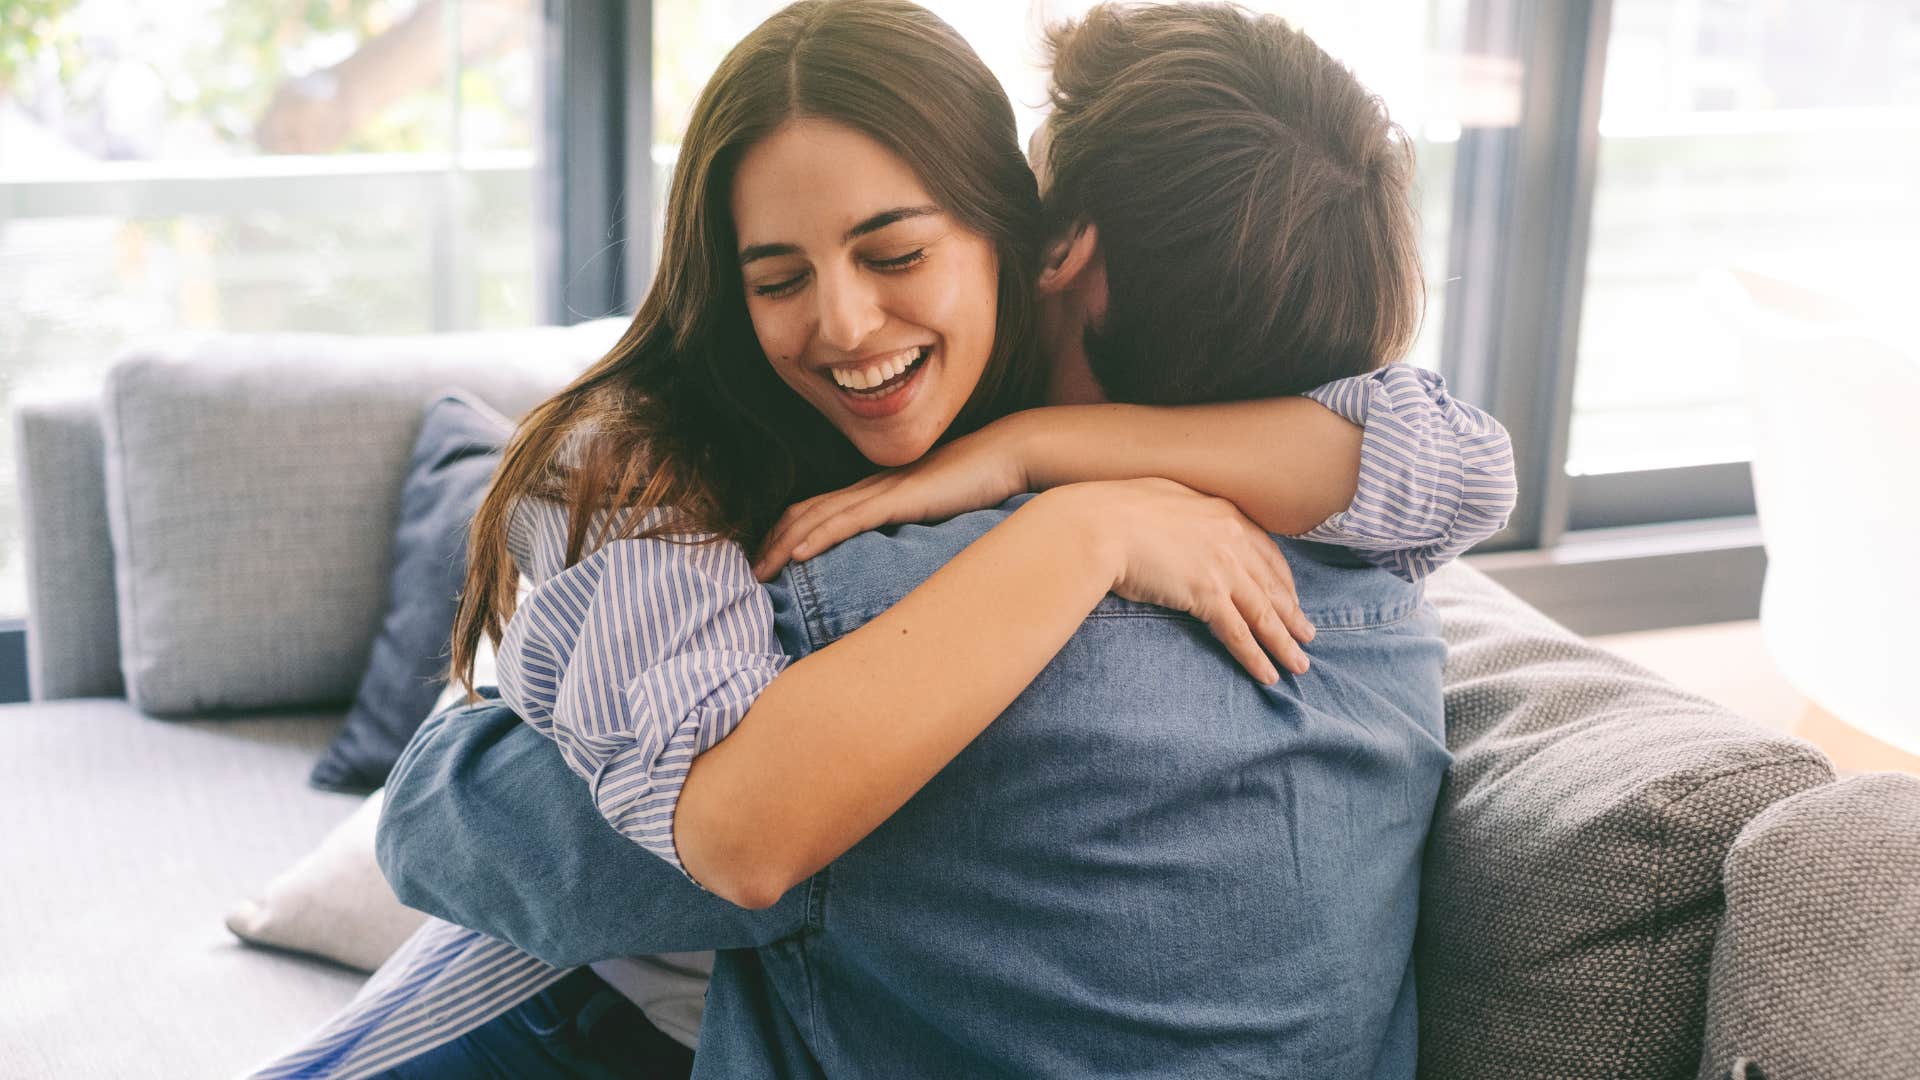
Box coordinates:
[830,347,922,391]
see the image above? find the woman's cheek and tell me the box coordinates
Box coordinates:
[916,260,995,349]
[936,244,999,362]
[748,307,807,385]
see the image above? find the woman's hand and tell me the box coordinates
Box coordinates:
[1055,478,1315,683]
[753,421,1031,581]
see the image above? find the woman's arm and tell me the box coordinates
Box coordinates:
[753,364,1516,584]
[1012,396,1360,535]
[751,398,1352,578]
[495,485,1301,908]
[680,478,1301,909]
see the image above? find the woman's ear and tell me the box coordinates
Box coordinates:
[1037,221,1101,296]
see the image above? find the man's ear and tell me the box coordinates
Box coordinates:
[1037,221,1100,296]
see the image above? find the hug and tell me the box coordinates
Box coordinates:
[258,2,1513,1076]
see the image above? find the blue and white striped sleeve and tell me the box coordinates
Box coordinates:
[496,499,789,883]
[1299,363,1517,583]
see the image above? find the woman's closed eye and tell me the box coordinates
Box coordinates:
[868,248,927,272]
[752,274,808,299]
[749,249,929,299]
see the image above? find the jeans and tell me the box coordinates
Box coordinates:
[369,968,695,1080]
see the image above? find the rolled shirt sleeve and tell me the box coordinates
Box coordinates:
[1300,363,1517,583]
[496,499,788,883]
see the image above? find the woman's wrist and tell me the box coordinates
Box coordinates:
[995,404,1155,494]
[1025,483,1126,593]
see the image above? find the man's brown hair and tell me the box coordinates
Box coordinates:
[1041,2,1424,404]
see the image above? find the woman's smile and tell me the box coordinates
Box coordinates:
[824,344,934,418]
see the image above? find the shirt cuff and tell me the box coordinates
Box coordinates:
[1299,363,1514,582]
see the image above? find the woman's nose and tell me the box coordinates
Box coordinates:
[814,268,886,353]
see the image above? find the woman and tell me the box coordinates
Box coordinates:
[257,2,1508,1076]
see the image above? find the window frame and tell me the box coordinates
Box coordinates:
[1439,0,1765,632]
[541,0,655,325]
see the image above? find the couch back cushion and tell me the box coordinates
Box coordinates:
[101,321,621,715]
[1417,563,1834,1080]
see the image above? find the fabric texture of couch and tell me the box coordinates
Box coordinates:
[1419,565,1838,1079]
[4,323,1916,1079]
[1701,771,1920,1078]
[98,326,610,716]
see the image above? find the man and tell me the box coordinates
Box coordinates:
[289,5,1509,1077]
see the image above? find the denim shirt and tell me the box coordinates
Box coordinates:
[377,499,1451,1079]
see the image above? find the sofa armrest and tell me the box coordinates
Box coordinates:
[1699,772,1920,1080]
[13,395,122,700]
[1418,561,1835,1080]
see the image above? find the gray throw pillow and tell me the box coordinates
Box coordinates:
[1417,563,1834,1080]
[98,325,612,715]
[309,392,511,793]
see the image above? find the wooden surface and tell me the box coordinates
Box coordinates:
[1796,701,1920,777]
[1592,619,1918,777]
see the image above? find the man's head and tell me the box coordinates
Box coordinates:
[1032,3,1425,406]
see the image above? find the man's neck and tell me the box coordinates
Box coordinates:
[1046,338,1107,406]
[1039,292,1109,406]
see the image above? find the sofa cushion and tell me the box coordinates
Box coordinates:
[308,392,512,793]
[0,699,366,1078]
[99,321,620,715]
[1700,772,1920,1080]
[1416,563,1835,1080]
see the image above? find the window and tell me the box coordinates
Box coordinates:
[0,0,547,617]
[1569,0,1920,476]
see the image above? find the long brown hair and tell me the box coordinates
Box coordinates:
[1041,2,1424,404]
[447,0,1045,698]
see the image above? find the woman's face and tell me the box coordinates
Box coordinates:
[732,118,1000,467]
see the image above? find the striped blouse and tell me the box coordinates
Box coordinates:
[248,363,1514,1078]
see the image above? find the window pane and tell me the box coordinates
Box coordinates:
[1568,0,1920,476]
[650,0,1469,371]
[0,0,547,618]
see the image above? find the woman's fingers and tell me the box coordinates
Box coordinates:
[1252,529,1315,646]
[755,493,852,580]
[756,478,906,579]
[792,500,888,563]
[1199,583,1281,686]
[1230,562,1309,678]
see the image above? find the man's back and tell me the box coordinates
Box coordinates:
[706,501,1451,1079]
[377,502,1452,1080]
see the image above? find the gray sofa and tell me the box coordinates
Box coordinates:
[2,326,1914,1079]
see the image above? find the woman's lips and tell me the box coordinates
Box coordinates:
[827,346,932,420]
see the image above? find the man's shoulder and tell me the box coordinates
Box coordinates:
[764,494,1425,655]
[765,497,1029,654]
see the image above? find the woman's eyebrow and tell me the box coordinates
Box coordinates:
[738,204,942,266]
[845,204,941,240]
